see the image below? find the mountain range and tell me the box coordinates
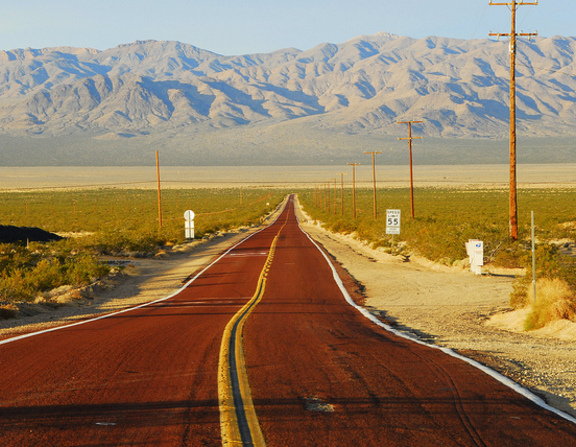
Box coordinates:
[0,32,575,165]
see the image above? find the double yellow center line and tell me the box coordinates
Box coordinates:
[218,215,288,446]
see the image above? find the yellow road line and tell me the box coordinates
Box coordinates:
[218,213,288,446]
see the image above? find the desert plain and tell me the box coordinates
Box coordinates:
[0,163,575,190]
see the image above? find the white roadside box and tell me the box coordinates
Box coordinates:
[466,239,484,275]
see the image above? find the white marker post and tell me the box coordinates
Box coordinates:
[466,239,484,275]
[386,209,401,254]
[184,210,195,240]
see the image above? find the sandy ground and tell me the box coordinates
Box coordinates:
[1,164,576,190]
[1,198,576,420]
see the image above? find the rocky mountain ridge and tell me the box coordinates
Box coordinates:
[1,32,576,138]
[0,32,575,165]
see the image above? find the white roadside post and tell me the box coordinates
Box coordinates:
[386,209,401,254]
[184,210,195,240]
[466,239,484,275]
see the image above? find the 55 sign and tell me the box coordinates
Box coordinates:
[386,209,401,235]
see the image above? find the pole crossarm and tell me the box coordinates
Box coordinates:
[397,121,424,141]
[489,1,537,4]
[489,32,538,40]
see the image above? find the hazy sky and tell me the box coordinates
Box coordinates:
[1,0,573,54]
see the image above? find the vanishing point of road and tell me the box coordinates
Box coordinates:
[1,195,576,446]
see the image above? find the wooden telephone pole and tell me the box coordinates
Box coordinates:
[333,178,338,214]
[338,173,346,216]
[347,163,360,219]
[156,150,162,231]
[364,151,382,219]
[398,120,423,219]
[489,0,538,241]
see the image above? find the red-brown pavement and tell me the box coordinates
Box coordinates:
[243,196,576,446]
[0,221,279,446]
[1,196,576,446]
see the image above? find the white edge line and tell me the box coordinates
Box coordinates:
[296,218,576,426]
[0,197,290,348]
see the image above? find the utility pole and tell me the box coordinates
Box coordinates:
[338,173,345,216]
[364,151,382,219]
[333,178,338,215]
[156,150,162,231]
[489,0,538,241]
[398,120,423,219]
[347,163,360,219]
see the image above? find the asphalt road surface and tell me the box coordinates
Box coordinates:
[1,195,576,446]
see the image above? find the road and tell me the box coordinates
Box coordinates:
[1,195,576,446]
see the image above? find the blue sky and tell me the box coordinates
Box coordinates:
[1,0,573,54]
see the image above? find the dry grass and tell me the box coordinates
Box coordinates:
[524,278,576,331]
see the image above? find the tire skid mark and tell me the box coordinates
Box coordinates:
[409,349,488,446]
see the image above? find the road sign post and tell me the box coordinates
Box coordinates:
[184,210,195,239]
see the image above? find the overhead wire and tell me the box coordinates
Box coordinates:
[421,2,576,79]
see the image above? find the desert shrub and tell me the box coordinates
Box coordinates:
[0,269,35,301]
[330,217,358,234]
[403,219,469,264]
[510,277,530,309]
[510,244,576,309]
[29,258,64,291]
[90,230,167,255]
[490,242,525,269]
[0,240,110,302]
[64,253,110,285]
[524,278,576,330]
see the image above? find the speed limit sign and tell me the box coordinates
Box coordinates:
[386,209,401,235]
